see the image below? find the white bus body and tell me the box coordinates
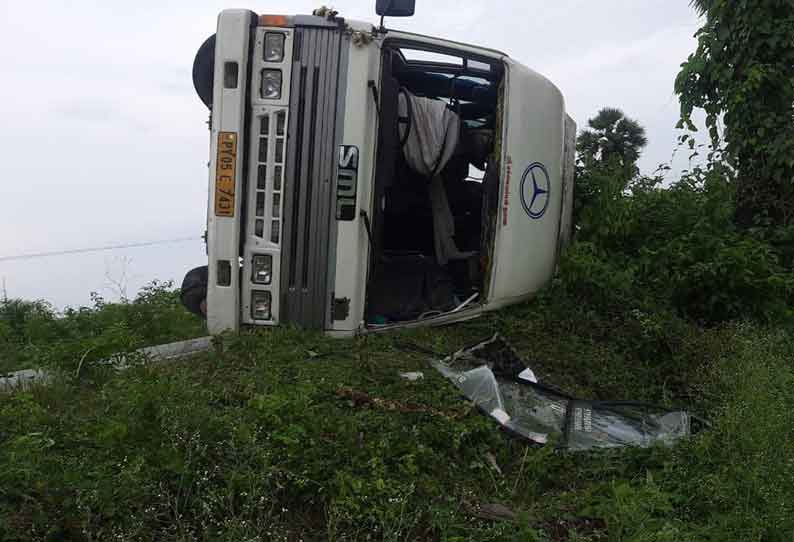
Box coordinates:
[186,9,576,337]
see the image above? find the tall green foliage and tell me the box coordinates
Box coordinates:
[571,111,793,324]
[574,108,648,234]
[577,107,648,180]
[676,0,794,227]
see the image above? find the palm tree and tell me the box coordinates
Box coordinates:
[690,0,712,15]
[576,107,648,180]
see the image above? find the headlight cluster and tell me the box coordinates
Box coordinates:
[264,33,285,62]
[261,33,285,99]
[261,70,282,99]
[251,255,273,320]
[251,291,272,321]
[251,254,273,285]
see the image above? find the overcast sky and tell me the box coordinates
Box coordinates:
[0,0,704,309]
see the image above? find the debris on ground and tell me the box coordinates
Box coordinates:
[485,451,502,476]
[0,369,51,393]
[1,337,215,395]
[335,387,465,420]
[431,334,702,450]
[399,371,425,381]
[306,349,333,361]
[463,501,517,523]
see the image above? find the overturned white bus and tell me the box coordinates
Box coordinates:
[181,1,576,337]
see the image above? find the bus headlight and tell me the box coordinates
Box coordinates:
[252,291,272,320]
[252,254,273,284]
[264,33,285,62]
[261,69,282,99]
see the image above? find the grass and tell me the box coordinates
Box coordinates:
[1,291,792,541]
[0,282,206,375]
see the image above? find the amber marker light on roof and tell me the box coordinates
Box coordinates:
[258,15,290,27]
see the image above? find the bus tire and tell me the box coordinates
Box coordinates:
[181,266,208,318]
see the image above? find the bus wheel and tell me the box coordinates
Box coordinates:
[181,266,208,318]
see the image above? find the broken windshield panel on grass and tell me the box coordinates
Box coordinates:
[431,334,696,451]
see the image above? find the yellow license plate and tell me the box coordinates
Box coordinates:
[214,132,238,217]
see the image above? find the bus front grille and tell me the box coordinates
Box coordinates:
[280,27,345,330]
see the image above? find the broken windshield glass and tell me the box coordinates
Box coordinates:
[431,334,700,451]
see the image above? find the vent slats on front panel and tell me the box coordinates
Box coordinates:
[280,28,343,329]
[288,66,307,288]
[253,111,287,244]
[302,65,321,289]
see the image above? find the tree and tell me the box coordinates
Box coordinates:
[576,107,648,181]
[573,108,648,240]
[690,0,712,14]
[676,0,794,227]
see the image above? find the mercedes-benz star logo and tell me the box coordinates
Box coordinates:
[520,162,551,220]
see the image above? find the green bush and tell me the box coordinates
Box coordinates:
[571,157,794,326]
[557,242,639,316]
[645,229,793,323]
[0,281,205,374]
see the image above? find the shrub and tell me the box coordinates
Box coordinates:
[645,229,794,323]
[0,281,205,374]
[556,242,639,316]
[572,155,794,326]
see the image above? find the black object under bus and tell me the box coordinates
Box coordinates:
[193,34,216,109]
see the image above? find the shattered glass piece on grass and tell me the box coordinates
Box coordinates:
[431,334,697,451]
[452,365,505,414]
[565,402,691,451]
[500,380,569,444]
[431,349,558,446]
[431,362,505,416]
[517,368,538,383]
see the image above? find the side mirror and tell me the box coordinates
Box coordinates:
[376,0,416,17]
